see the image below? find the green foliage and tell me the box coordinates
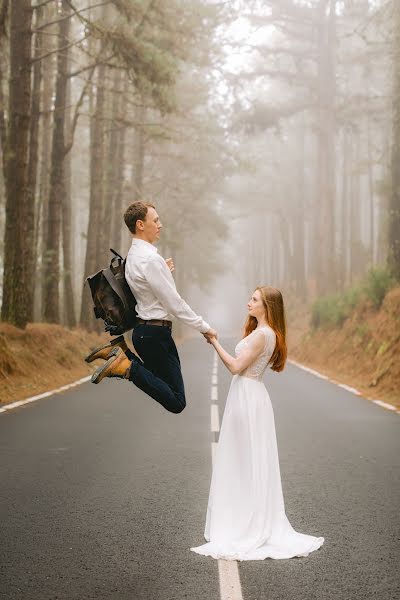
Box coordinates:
[311,294,348,329]
[102,25,178,114]
[362,266,395,309]
[311,267,395,329]
[84,0,205,116]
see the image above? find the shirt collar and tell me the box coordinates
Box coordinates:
[131,238,158,253]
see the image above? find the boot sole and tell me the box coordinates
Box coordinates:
[91,347,122,384]
[85,335,125,363]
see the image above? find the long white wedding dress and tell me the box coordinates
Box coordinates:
[190,326,324,561]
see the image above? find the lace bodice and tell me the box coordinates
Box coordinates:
[234,326,276,380]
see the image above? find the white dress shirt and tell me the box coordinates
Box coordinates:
[125,238,211,333]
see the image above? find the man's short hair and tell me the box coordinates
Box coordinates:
[124,201,155,234]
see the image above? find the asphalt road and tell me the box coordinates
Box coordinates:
[0,336,399,600]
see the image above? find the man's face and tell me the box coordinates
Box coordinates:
[137,207,162,243]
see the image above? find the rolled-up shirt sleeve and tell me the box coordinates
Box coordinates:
[143,255,211,333]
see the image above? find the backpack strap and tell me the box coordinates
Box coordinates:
[110,248,124,260]
[102,267,129,312]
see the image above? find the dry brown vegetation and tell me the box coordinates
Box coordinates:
[0,323,105,404]
[289,287,400,410]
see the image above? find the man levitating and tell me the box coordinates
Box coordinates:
[86,201,217,414]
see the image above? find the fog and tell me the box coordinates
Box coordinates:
[0,0,398,332]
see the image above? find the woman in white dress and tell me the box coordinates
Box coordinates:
[190,286,324,561]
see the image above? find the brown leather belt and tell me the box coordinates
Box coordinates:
[136,318,172,328]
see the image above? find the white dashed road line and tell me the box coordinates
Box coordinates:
[218,560,244,600]
[211,441,218,466]
[210,357,244,600]
[211,404,220,432]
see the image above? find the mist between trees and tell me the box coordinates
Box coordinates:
[0,0,399,332]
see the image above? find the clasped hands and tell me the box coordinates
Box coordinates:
[203,328,218,345]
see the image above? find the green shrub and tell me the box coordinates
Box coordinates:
[342,285,362,311]
[311,266,395,329]
[311,295,348,329]
[362,266,395,309]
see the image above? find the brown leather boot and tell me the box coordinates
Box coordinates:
[91,347,132,384]
[85,335,128,363]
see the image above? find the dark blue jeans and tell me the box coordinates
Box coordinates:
[127,324,186,414]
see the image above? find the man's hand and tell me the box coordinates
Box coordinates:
[202,328,218,343]
[165,257,175,273]
[104,319,121,336]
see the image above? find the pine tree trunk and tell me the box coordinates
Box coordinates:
[1,0,33,327]
[61,71,76,327]
[366,101,375,266]
[102,68,121,262]
[38,14,55,320]
[133,102,146,200]
[389,2,400,280]
[111,126,126,252]
[293,124,307,301]
[315,0,336,296]
[349,128,361,284]
[0,39,7,179]
[43,0,70,322]
[80,62,106,329]
[340,128,350,291]
[26,5,43,322]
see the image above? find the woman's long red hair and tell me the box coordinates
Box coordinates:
[243,286,287,372]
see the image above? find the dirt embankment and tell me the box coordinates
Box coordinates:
[289,287,400,409]
[0,323,105,404]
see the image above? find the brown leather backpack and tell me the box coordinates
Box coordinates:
[86,249,138,335]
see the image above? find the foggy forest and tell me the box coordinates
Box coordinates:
[0,0,399,343]
[1,3,400,596]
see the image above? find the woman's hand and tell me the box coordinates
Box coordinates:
[204,334,217,345]
[203,328,218,345]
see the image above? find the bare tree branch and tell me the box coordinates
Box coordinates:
[33,0,111,31]
[33,0,57,9]
[63,63,96,155]
[31,33,89,63]
[67,54,115,79]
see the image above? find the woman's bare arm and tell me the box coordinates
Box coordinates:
[209,331,265,375]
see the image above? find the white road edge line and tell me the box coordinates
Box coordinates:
[288,359,399,414]
[212,374,218,385]
[289,359,329,380]
[210,373,244,600]
[337,383,361,395]
[0,376,91,414]
[373,400,398,411]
